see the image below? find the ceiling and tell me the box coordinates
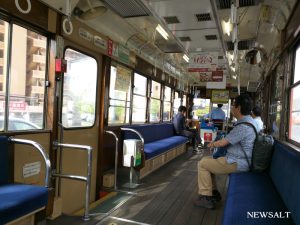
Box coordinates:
[39,0,298,91]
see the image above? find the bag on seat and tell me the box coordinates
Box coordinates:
[238,122,274,172]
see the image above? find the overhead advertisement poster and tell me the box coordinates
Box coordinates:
[188,52,218,72]
[211,90,229,103]
[199,69,224,82]
[115,65,131,92]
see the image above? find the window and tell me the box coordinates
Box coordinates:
[0,50,3,58]
[289,46,300,143]
[0,66,3,75]
[149,80,161,122]
[173,91,181,115]
[193,98,210,119]
[108,64,131,125]
[163,86,171,121]
[182,94,187,106]
[132,73,147,123]
[62,48,97,128]
[3,24,47,131]
[0,33,3,42]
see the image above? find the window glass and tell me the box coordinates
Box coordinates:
[150,99,160,122]
[182,94,187,106]
[133,73,147,95]
[108,65,131,124]
[8,24,47,130]
[294,46,300,83]
[132,73,147,123]
[289,85,300,143]
[173,92,181,115]
[132,95,147,123]
[151,81,161,99]
[289,46,300,143]
[62,48,97,128]
[163,86,171,121]
[164,86,171,101]
[149,80,161,122]
[193,98,210,119]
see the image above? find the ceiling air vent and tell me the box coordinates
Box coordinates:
[195,13,211,22]
[226,39,255,50]
[102,0,151,18]
[179,36,191,42]
[217,0,260,9]
[247,81,260,92]
[164,16,180,24]
[205,35,217,40]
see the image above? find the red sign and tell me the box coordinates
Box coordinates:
[212,70,223,81]
[204,133,212,142]
[55,58,67,73]
[107,39,113,56]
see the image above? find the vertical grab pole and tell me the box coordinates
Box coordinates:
[84,147,93,221]
[105,131,119,190]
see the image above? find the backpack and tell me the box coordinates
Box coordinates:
[238,122,274,172]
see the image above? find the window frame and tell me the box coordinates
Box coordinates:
[162,85,172,122]
[0,18,50,132]
[131,72,147,124]
[149,80,162,123]
[107,62,132,126]
[61,47,98,129]
[288,43,300,146]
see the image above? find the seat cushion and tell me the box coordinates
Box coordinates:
[144,136,188,159]
[0,184,48,224]
[269,141,300,225]
[123,123,175,143]
[222,172,294,225]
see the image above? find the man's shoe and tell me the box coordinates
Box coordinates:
[211,190,222,203]
[193,195,215,209]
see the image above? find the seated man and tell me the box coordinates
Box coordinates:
[173,105,201,150]
[209,104,226,130]
[210,104,226,121]
[194,94,258,209]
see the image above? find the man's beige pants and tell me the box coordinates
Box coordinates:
[198,156,237,196]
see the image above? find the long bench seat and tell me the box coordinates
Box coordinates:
[0,136,50,225]
[122,123,189,177]
[122,123,188,160]
[222,141,299,225]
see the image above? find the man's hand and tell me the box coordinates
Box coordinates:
[207,141,215,149]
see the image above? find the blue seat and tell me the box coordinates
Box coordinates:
[0,136,49,224]
[222,140,299,225]
[122,123,188,159]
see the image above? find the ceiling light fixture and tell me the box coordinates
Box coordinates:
[221,19,233,36]
[183,54,189,62]
[156,24,169,40]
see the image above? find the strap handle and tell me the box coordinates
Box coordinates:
[235,122,257,170]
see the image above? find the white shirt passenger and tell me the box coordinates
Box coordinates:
[254,116,264,132]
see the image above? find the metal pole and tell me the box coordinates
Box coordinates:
[53,141,92,221]
[10,138,51,187]
[105,131,119,190]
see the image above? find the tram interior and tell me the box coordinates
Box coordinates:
[0,0,300,225]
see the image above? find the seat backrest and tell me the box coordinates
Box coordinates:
[269,141,300,225]
[0,136,10,185]
[122,123,175,143]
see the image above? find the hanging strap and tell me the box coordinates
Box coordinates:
[235,122,257,170]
